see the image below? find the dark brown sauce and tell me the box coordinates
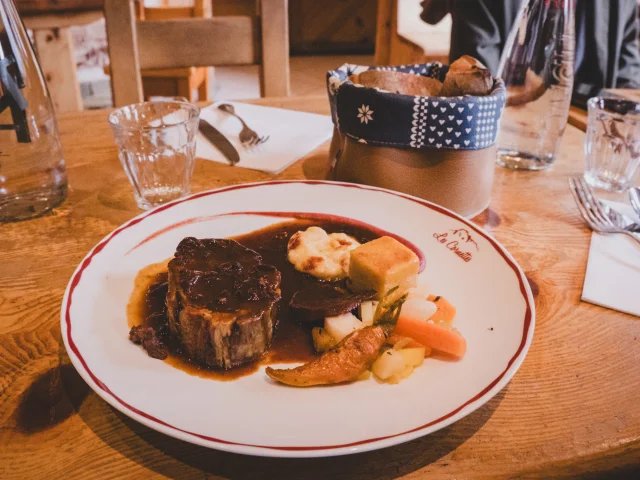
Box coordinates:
[133,218,390,381]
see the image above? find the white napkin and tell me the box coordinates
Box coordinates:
[196,101,334,174]
[582,201,640,317]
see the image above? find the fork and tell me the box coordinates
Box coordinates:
[569,176,640,246]
[217,103,269,147]
[630,187,640,219]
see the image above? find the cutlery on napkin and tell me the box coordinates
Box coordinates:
[198,119,240,166]
[196,101,334,174]
[582,201,640,317]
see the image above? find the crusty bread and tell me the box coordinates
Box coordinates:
[350,70,443,96]
[440,55,494,97]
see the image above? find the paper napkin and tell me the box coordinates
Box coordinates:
[196,101,333,174]
[582,201,640,317]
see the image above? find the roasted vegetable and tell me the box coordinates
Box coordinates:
[400,348,426,367]
[373,287,406,336]
[401,298,437,323]
[266,288,407,387]
[324,312,363,343]
[388,335,432,356]
[372,346,426,384]
[372,348,405,380]
[311,327,337,353]
[395,314,466,358]
[406,282,431,300]
[266,325,388,387]
[358,300,378,326]
[427,295,457,324]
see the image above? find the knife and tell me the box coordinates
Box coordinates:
[198,119,240,166]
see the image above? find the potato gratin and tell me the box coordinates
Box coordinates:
[287,226,360,281]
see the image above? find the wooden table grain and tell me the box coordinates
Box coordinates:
[1,96,639,480]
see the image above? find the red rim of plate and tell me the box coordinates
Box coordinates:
[62,180,534,454]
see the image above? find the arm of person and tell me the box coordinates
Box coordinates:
[450,1,505,74]
[421,0,520,74]
[420,0,451,25]
[615,3,640,88]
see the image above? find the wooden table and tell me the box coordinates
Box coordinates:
[1,96,639,479]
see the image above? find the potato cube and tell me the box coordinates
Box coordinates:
[400,348,426,367]
[372,349,405,380]
[312,327,337,353]
[324,312,363,343]
[358,300,378,326]
[349,236,419,300]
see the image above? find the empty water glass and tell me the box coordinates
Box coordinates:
[108,101,200,210]
[584,98,640,193]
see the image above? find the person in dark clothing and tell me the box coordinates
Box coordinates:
[420,0,640,94]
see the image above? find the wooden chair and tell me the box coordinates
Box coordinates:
[138,0,212,103]
[25,11,104,113]
[375,0,451,66]
[104,0,290,106]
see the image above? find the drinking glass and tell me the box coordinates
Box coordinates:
[108,101,200,210]
[584,97,640,193]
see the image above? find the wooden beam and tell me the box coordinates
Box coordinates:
[374,0,394,65]
[15,0,103,16]
[33,27,83,113]
[142,7,194,21]
[105,0,144,106]
[136,17,256,69]
[194,0,212,18]
[23,10,103,30]
[259,0,290,97]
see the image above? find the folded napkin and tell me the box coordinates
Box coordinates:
[582,201,640,317]
[196,101,334,174]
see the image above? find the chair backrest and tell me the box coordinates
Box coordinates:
[375,0,450,66]
[141,0,211,21]
[104,0,290,106]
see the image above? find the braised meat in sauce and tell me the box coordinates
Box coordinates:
[128,218,391,380]
[166,237,281,369]
[289,284,377,323]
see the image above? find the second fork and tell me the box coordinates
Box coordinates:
[569,176,640,246]
[217,103,270,147]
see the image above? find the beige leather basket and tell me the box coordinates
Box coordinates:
[326,62,507,218]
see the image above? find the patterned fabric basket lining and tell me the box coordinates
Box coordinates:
[327,62,507,151]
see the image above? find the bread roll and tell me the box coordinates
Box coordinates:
[350,70,443,96]
[440,55,494,97]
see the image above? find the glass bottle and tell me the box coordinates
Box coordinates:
[496,0,575,170]
[0,0,67,222]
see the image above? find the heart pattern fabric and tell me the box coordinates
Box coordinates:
[327,62,507,151]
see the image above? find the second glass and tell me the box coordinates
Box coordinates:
[584,97,640,193]
[108,101,200,210]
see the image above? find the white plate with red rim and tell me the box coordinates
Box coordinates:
[61,180,535,458]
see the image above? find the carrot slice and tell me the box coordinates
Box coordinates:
[395,314,466,358]
[427,295,457,324]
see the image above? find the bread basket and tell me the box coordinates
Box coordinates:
[326,62,507,218]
